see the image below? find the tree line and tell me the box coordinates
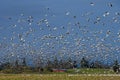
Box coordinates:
[0,57,119,73]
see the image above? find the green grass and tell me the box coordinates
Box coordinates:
[0,74,120,80]
[0,68,117,80]
[27,68,115,74]
[66,68,115,74]
[0,68,115,74]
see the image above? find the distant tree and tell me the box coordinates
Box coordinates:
[53,56,59,68]
[94,61,103,68]
[57,58,73,69]
[68,58,73,69]
[15,60,19,68]
[46,60,53,72]
[80,57,89,68]
[73,61,77,68]
[113,60,119,73]
[59,59,63,69]
[0,62,11,70]
[90,62,95,68]
[90,60,107,69]
[22,58,27,67]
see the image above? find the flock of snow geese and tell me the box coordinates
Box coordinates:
[0,2,120,65]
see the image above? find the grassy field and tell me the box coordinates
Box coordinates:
[0,68,115,74]
[0,69,118,80]
[66,68,115,74]
[0,74,120,80]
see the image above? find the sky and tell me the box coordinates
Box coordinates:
[0,0,120,65]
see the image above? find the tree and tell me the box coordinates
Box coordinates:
[46,60,53,72]
[80,57,89,68]
[90,62,95,68]
[67,58,73,69]
[73,61,77,68]
[22,58,27,67]
[53,57,59,68]
[113,60,119,73]
[15,60,19,68]
[0,62,11,70]
[93,61,103,68]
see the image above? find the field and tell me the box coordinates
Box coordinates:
[0,74,120,80]
[66,68,115,74]
[0,69,119,80]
